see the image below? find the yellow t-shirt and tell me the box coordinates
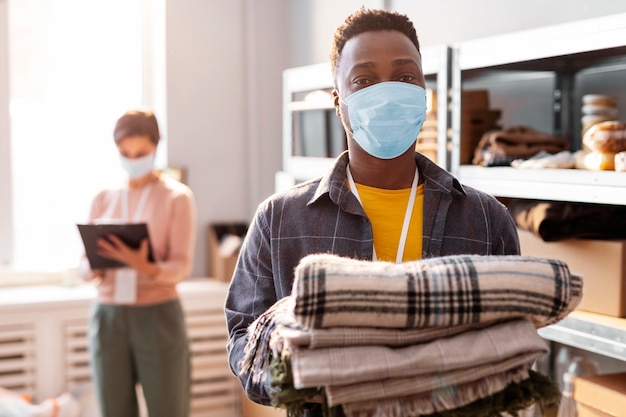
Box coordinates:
[354,182,424,262]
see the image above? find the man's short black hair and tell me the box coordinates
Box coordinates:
[330,8,421,78]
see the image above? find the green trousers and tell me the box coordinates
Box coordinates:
[88,299,190,417]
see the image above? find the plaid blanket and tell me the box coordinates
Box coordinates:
[241,254,579,416]
[293,253,582,329]
[291,320,547,395]
[264,318,551,416]
[276,316,499,349]
[243,297,503,387]
[341,365,530,417]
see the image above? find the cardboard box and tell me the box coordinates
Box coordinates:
[461,109,502,126]
[574,372,626,417]
[207,222,248,282]
[460,109,502,165]
[462,89,490,109]
[518,229,626,317]
[458,90,502,165]
[578,403,615,417]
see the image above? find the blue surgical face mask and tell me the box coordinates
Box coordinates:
[341,82,427,159]
[120,152,155,179]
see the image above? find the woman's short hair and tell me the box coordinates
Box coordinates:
[113,109,160,145]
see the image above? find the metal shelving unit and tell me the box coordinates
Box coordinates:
[538,311,626,363]
[450,13,626,359]
[458,166,626,205]
[450,13,626,202]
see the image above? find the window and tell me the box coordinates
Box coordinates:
[1,0,165,281]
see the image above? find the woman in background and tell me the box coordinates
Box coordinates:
[79,109,196,417]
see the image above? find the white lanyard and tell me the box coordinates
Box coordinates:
[121,183,153,223]
[346,164,418,264]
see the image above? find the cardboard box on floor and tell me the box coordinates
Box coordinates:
[574,372,626,417]
[207,222,248,282]
[517,229,626,318]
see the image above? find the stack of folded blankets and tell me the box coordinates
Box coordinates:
[241,254,583,417]
[472,125,569,167]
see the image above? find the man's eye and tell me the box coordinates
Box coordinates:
[397,75,415,82]
[354,78,372,86]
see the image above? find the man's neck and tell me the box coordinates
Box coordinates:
[348,150,416,189]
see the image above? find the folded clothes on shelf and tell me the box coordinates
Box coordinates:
[508,198,626,241]
[511,150,576,169]
[473,125,569,167]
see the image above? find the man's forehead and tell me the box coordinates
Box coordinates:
[338,34,419,70]
[340,31,418,62]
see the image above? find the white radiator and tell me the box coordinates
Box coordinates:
[63,320,90,391]
[0,279,241,417]
[0,323,36,396]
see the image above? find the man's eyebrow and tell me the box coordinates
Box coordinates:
[392,58,419,66]
[350,61,375,70]
[348,58,420,72]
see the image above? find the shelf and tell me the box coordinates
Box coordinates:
[288,100,334,111]
[450,13,626,209]
[456,165,626,205]
[538,310,626,362]
[453,13,626,72]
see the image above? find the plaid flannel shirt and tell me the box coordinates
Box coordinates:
[225,151,520,406]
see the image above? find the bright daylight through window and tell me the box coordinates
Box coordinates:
[2,0,149,281]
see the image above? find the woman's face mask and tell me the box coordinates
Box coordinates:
[341,81,427,159]
[120,152,155,179]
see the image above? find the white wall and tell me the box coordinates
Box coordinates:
[391,0,626,48]
[166,0,626,276]
[290,0,626,63]
[0,0,12,267]
[165,0,292,276]
[287,0,386,67]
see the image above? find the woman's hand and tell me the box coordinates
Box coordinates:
[96,234,159,278]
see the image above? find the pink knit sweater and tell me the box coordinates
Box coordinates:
[79,174,196,305]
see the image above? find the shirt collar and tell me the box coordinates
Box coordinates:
[308,151,466,207]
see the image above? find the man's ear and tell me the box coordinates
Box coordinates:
[332,89,341,117]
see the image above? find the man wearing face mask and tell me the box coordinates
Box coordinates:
[79,109,196,417]
[225,8,520,415]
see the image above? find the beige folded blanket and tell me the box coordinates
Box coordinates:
[341,365,530,417]
[473,125,569,166]
[292,319,548,396]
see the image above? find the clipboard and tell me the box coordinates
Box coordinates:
[77,223,155,269]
